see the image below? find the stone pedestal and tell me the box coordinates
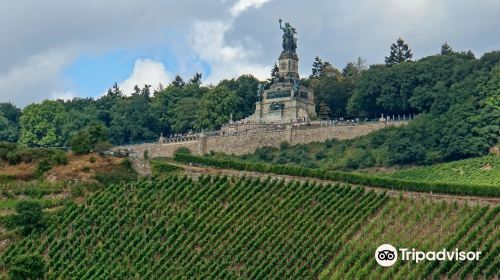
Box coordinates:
[245,51,316,123]
[278,52,299,80]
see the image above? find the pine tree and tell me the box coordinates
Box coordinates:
[189,73,203,85]
[270,63,279,80]
[440,42,453,55]
[310,56,324,78]
[171,75,185,87]
[268,63,280,84]
[107,83,122,97]
[385,38,413,66]
[342,62,357,77]
[318,101,331,120]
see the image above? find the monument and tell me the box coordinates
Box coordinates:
[246,19,317,123]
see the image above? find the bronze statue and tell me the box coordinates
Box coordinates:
[279,19,297,53]
[292,79,301,97]
[257,83,265,101]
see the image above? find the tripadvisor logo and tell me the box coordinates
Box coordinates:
[375,244,481,267]
[375,244,398,267]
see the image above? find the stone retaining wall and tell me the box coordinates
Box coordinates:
[117,122,406,159]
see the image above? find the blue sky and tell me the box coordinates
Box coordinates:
[62,30,211,97]
[0,0,499,106]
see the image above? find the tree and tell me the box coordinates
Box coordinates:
[0,112,19,142]
[189,73,203,85]
[314,76,354,117]
[385,38,413,66]
[195,86,242,130]
[342,57,368,78]
[109,90,156,145]
[12,201,43,236]
[171,75,185,88]
[69,123,108,154]
[8,254,46,280]
[170,98,200,133]
[440,42,454,55]
[342,62,358,78]
[318,101,331,120]
[311,56,325,78]
[217,75,260,119]
[19,100,67,147]
[270,63,280,81]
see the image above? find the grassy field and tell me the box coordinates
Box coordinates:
[387,155,500,186]
[2,175,498,279]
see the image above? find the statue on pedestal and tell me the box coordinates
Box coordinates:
[257,83,265,101]
[279,19,297,53]
[292,79,301,97]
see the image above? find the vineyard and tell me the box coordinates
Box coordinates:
[320,197,499,280]
[1,175,499,279]
[1,175,387,279]
[388,155,500,186]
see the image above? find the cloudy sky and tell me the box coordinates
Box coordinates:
[1,0,499,106]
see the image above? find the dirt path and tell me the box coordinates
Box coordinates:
[160,160,500,206]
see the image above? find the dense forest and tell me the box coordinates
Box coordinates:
[0,40,499,167]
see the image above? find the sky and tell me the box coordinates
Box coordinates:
[0,0,499,107]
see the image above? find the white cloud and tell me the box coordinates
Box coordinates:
[51,90,77,101]
[117,59,172,95]
[190,20,269,83]
[0,48,77,107]
[230,0,272,17]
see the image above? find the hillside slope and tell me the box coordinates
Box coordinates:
[388,155,499,186]
[2,175,498,279]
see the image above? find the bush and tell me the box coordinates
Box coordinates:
[69,123,108,154]
[94,141,112,153]
[150,160,182,176]
[174,147,191,156]
[94,161,138,186]
[8,253,47,280]
[12,201,44,236]
[0,142,17,159]
[35,159,52,178]
[121,158,132,169]
[49,149,68,165]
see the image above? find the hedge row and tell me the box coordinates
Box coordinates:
[150,159,182,176]
[173,153,500,197]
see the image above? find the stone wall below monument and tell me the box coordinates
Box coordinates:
[117,122,406,159]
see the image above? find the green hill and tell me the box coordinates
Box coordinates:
[2,175,498,279]
[387,155,500,186]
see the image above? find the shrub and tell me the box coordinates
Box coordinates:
[174,147,191,156]
[94,141,112,153]
[69,123,108,154]
[49,149,68,165]
[94,160,138,186]
[8,254,47,280]
[12,201,44,236]
[121,158,132,169]
[35,159,52,178]
[151,160,182,176]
